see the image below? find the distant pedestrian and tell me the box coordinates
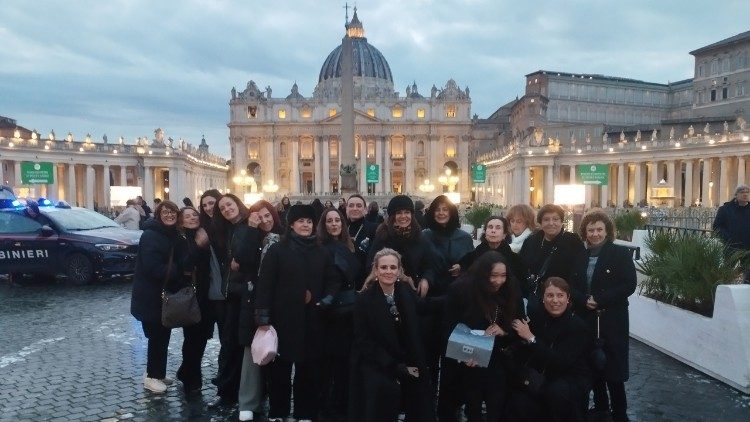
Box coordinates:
[182,197,194,208]
[713,184,750,282]
[365,201,384,224]
[115,199,141,230]
[414,200,427,229]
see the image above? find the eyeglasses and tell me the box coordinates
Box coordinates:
[160,210,177,217]
[385,294,400,321]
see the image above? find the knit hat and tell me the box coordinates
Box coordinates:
[387,195,415,216]
[286,204,316,225]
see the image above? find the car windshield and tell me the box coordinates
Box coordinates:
[46,209,119,231]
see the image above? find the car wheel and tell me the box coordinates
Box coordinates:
[66,253,94,285]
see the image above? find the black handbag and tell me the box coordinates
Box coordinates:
[161,247,202,328]
[590,310,607,372]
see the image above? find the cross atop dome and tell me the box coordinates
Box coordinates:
[346,6,365,38]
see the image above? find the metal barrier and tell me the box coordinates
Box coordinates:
[644,224,714,238]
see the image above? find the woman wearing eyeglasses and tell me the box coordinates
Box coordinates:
[131,200,189,394]
[350,248,435,422]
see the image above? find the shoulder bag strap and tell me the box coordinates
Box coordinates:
[162,246,175,292]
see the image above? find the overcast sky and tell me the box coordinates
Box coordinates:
[1,0,748,158]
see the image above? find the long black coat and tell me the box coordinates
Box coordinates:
[348,218,378,290]
[458,241,527,285]
[231,225,264,346]
[571,241,636,382]
[349,281,434,422]
[184,228,214,339]
[519,230,584,295]
[366,229,436,289]
[254,235,341,362]
[131,219,189,323]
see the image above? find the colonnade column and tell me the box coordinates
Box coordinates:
[235,138,248,191]
[517,165,529,206]
[120,166,127,186]
[144,166,154,202]
[405,136,414,194]
[103,164,111,209]
[314,137,322,194]
[738,156,746,186]
[321,137,330,194]
[617,164,626,207]
[430,135,441,184]
[666,161,676,207]
[67,163,76,204]
[359,138,367,193]
[14,161,21,187]
[383,137,391,194]
[48,164,59,201]
[85,165,95,209]
[0,160,4,185]
[266,137,276,191]
[720,157,730,204]
[633,162,644,206]
[291,139,299,194]
[544,165,554,204]
[702,158,712,207]
[375,137,383,193]
[684,159,694,207]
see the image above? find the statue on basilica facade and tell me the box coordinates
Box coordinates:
[738,117,747,131]
[603,132,609,144]
[231,87,237,100]
[154,128,165,146]
[619,131,626,143]
[66,132,74,142]
[651,129,657,141]
[688,125,695,137]
[635,130,641,142]
[49,130,55,141]
[266,86,272,99]
[669,127,675,139]
[704,123,710,134]
[431,84,438,99]
[724,121,730,133]
[102,134,108,144]
[586,132,591,144]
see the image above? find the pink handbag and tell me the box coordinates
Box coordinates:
[251,326,278,365]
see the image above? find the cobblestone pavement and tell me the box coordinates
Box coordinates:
[1,277,749,422]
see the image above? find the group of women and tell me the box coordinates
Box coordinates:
[130,192,636,422]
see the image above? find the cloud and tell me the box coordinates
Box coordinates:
[1,0,749,158]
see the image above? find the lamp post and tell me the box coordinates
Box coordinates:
[232,169,258,204]
[438,168,460,203]
[262,179,279,202]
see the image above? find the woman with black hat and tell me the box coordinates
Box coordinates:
[255,204,342,422]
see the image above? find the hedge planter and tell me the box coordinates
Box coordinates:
[629,284,750,394]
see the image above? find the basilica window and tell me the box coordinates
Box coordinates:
[391,107,403,118]
[417,108,425,119]
[278,109,286,119]
[390,137,404,158]
[279,142,288,157]
[367,108,376,117]
[301,139,313,159]
[247,106,257,119]
[248,141,259,160]
[329,108,337,117]
[711,59,718,75]
[445,138,457,158]
[417,140,425,156]
[737,83,746,97]
[446,105,457,118]
[330,139,338,158]
[367,141,375,158]
[301,107,312,118]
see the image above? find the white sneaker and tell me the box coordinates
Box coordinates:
[160,377,174,386]
[238,410,254,421]
[144,377,167,393]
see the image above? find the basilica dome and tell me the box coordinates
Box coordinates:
[318,10,392,83]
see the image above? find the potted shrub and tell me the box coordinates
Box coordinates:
[614,211,647,241]
[463,203,494,239]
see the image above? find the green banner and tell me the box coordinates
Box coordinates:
[21,162,55,184]
[576,164,609,186]
[471,163,486,183]
[366,164,380,183]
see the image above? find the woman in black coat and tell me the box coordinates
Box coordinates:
[236,200,283,421]
[519,204,584,313]
[571,211,636,422]
[510,277,592,422]
[350,248,435,422]
[318,207,362,419]
[458,215,526,283]
[131,200,189,394]
[345,194,378,290]
[175,206,213,394]
[208,194,260,408]
[254,204,341,421]
[439,252,525,422]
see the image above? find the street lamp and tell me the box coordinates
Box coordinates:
[438,168,460,203]
[418,179,435,193]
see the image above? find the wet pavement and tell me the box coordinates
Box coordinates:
[1,277,749,422]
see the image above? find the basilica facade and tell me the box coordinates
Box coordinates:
[228,10,472,200]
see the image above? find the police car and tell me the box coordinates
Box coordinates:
[0,194,141,284]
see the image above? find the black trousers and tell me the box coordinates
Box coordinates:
[508,378,586,422]
[438,358,507,422]
[141,321,172,379]
[593,379,627,418]
[177,324,209,390]
[214,296,243,401]
[210,299,228,377]
[267,357,320,420]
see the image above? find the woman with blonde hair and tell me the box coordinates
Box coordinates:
[350,248,433,422]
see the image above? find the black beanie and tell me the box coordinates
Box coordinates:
[387,195,415,216]
[286,204,316,225]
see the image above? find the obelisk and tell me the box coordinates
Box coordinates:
[339,14,357,194]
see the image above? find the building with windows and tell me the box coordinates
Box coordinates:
[0,117,228,209]
[228,9,473,199]
[476,30,750,209]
